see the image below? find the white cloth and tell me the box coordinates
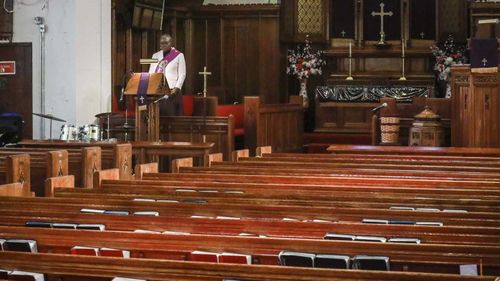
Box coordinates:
[148,48,186,90]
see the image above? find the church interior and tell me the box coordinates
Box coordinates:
[0,0,499,280]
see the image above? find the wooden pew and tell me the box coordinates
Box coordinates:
[1,252,496,281]
[1,207,497,246]
[55,183,500,213]
[18,140,132,181]
[0,183,31,197]
[0,154,30,194]
[0,226,499,275]
[1,197,498,228]
[326,145,500,157]
[1,146,100,190]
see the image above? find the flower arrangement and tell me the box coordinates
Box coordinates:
[286,38,326,81]
[430,35,467,82]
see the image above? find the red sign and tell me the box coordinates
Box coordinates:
[0,61,16,75]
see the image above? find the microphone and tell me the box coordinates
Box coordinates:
[120,70,133,102]
[371,102,388,112]
[153,95,169,104]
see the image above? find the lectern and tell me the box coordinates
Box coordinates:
[124,73,169,141]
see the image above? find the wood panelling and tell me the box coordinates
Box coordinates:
[451,65,500,148]
[112,2,282,108]
[0,44,33,139]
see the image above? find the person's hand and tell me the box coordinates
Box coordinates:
[172,87,181,95]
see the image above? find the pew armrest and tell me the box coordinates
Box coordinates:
[45,175,75,197]
[172,157,193,173]
[135,162,159,180]
[93,168,120,188]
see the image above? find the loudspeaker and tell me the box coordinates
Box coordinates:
[0,113,23,146]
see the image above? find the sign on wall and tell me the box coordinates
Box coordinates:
[0,61,15,75]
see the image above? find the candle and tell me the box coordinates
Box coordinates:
[349,42,352,58]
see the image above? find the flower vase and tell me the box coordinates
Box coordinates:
[299,79,309,108]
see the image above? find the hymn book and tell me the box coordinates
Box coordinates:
[9,271,45,281]
[3,239,37,253]
[278,251,315,268]
[352,255,390,271]
[314,254,350,269]
[219,253,252,264]
[190,251,220,263]
[70,246,100,256]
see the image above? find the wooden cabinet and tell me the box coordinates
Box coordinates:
[451,65,500,147]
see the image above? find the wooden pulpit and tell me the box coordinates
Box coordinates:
[124,73,169,141]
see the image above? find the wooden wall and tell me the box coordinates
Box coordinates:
[112,0,283,111]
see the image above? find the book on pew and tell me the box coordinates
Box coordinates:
[224,190,244,194]
[351,255,390,271]
[190,215,214,219]
[133,229,162,234]
[238,232,267,238]
[415,221,443,227]
[443,209,468,213]
[133,211,160,216]
[278,251,315,268]
[156,199,179,203]
[112,278,146,281]
[0,269,10,279]
[70,246,100,256]
[387,220,416,225]
[132,198,156,202]
[216,216,241,220]
[181,199,208,204]
[387,238,421,244]
[323,233,355,241]
[198,189,219,193]
[190,250,220,263]
[415,208,440,212]
[100,247,130,258]
[311,219,332,223]
[162,230,191,235]
[80,208,105,214]
[314,254,350,269]
[354,235,387,243]
[25,221,52,228]
[103,210,130,216]
[175,189,197,193]
[0,239,5,251]
[282,218,301,222]
[51,223,77,229]
[389,206,415,211]
[76,224,106,231]
[3,239,38,253]
[459,264,478,276]
[219,252,252,264]
[361,219,388,224]
[9,271,44,281]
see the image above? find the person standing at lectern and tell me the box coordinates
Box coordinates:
[149,34,186,116]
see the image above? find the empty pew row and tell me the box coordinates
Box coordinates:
[56,184,500,213]
[1,197,498,228]
[1,252,496,281]
[1,208,499,246]
[0,226,499,275]
[142,172,500,189]
[0,149,70,196]
[17,141,133,181]
[326,145,500,157]
[0,154,30,194]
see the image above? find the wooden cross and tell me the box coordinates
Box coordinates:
[420,32,425,39]
[198,66,212,98]
[371,2,393,45]
[341,30,346,37]
[482,58,488,67]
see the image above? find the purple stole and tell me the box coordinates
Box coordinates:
[155,49,181,73]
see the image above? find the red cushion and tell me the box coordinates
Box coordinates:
[217,104,244,129]
[234,128,245,137]
[183,95,194,116]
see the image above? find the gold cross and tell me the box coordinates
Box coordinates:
[371,2,393,45]
[198,66,212,98]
